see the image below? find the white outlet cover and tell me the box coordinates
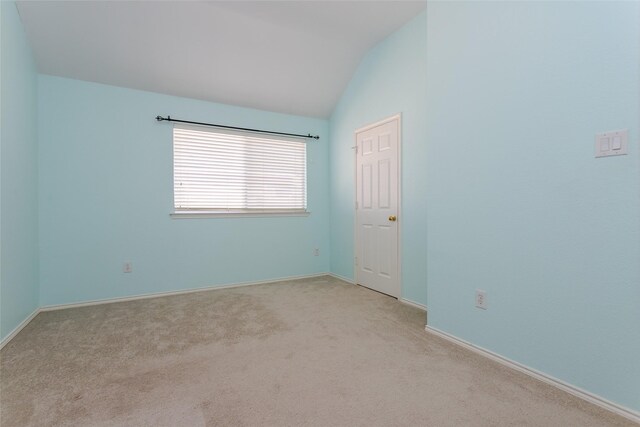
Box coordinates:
[475,289,487,310]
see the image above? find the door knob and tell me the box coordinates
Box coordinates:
[388,215,397,222]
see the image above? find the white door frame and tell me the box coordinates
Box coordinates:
[354,113,402,298]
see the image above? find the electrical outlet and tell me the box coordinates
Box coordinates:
[475,289,487,310]
[314,248,320,256]
[123,262,133,273]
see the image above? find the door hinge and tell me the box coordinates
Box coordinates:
[355,256,358,266]
[355,201,358,210]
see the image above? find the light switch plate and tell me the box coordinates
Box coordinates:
[595,129,628,158]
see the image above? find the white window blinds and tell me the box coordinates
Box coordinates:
[173,125,307,213]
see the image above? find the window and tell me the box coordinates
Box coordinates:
[172,125,308,216]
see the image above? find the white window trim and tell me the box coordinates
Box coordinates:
[170,209,311,219]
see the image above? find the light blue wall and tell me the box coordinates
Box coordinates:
[425,1,640,411]
[38,76,329,306]
[5,0,639,413]
[0,1,40,340]
[329,11,428,306]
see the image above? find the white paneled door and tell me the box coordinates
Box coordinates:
[355,116,400,298]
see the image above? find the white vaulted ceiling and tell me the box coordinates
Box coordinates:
[16,1,426,118]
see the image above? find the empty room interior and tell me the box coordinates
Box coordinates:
[1,1,639,425]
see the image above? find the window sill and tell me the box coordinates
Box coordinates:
[170,210,311,219]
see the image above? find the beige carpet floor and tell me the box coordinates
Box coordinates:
[0,276,635,426]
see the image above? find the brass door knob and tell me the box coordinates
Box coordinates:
[388,215,397,222]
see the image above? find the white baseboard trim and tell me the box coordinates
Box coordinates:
[328,275,427,313]
[425,326,640,424]
[399,298,427,311]
[40,273,331,312]
[328,272,355,284]
[0,308,41,350]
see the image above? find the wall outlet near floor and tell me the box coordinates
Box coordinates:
[475,289,487,309]
[123,262,133,273]
[314,248,320,256]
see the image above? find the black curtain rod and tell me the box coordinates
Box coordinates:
[156,115,319,140]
